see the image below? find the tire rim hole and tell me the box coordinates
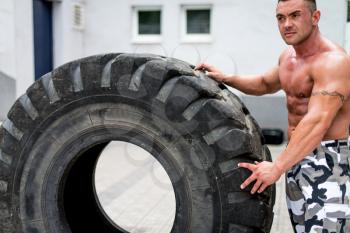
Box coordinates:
[94,141,176,233]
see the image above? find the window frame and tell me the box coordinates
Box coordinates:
[181,4,213,43]
[132,5,163,44]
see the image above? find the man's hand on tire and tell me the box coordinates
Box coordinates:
[238,161,283,194]
[195,63,228,84]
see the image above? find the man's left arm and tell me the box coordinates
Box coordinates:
[239,53,350,194]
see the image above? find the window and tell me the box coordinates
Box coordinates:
[138,10,161,34]
[181,5,212,43]
[132,6,162,43]
[348,0,350,22]
[187,9,211,34]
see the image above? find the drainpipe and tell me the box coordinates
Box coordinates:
[32,0,54,80]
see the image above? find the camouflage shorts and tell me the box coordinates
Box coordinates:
[286,139,350,233]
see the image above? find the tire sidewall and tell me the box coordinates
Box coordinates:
[16,99,217,233]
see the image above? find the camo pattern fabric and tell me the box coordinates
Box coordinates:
[286,139,350,233]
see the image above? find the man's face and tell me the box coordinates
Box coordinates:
[276,0,317,45]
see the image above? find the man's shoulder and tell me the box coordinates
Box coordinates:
[317,39,348,61]
[278,47,293,64]
[321,51,348,62]
[315,50,350,68]
[312,50,350,81]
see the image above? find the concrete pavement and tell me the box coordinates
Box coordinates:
[269,144,294,233]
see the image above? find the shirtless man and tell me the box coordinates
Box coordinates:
[195,0,350,232]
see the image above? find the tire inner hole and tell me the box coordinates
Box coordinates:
[63,141,176,233]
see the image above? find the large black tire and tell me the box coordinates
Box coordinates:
[0,53,275,233]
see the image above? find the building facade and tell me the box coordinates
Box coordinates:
[0,0,348,135]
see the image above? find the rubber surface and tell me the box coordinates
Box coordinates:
[0,53,275,233]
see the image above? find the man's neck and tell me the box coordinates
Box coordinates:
[293,27,322,58]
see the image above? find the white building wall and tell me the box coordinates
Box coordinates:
[13,0,35,97]
[52,0,347,96]
[318,0,347,47]
[0,0,16,79]
[0,0,347,99]
[53,0,86,67]
[346,23,350,52]
[0,0,34,98]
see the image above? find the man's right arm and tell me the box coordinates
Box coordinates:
[195,64,281,96]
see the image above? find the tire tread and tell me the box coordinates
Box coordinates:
[0,52,275,233]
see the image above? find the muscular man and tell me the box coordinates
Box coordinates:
[195,0,350,232]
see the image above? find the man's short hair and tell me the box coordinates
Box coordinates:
[278,0,317,12]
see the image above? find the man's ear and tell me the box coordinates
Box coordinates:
[312,10,321,26]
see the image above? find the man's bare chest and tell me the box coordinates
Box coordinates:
[279,58,314,98]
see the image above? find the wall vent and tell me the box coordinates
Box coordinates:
[72,3,85,30]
